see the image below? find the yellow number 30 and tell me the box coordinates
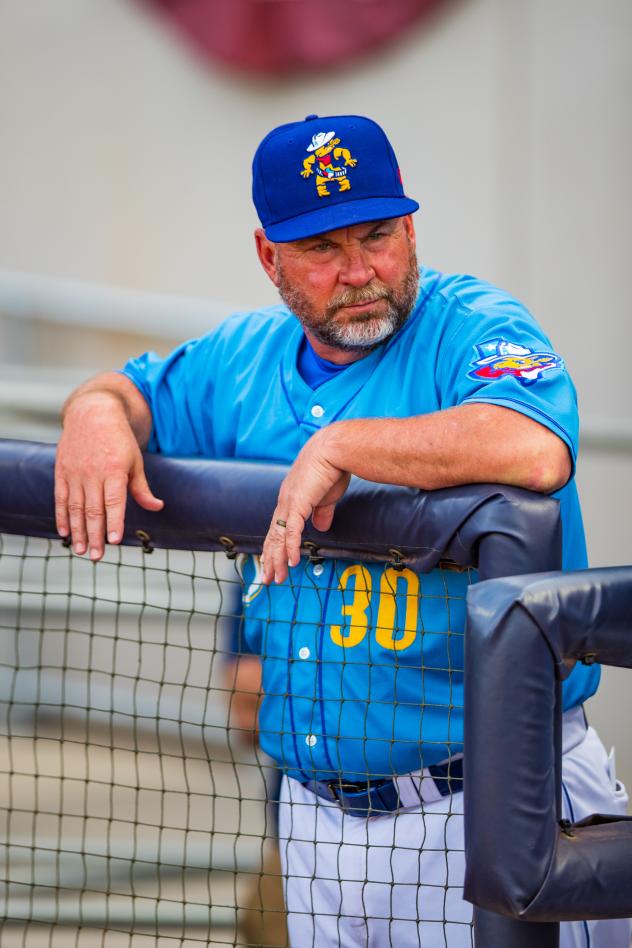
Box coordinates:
[330,564,419,651]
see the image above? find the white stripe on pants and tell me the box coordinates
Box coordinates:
[278,711,631,948]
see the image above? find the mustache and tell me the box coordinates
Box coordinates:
[327,283,393,316]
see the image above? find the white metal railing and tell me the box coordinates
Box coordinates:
[1,268,631,453]
[1,363,630,453]
[0,268,246,339]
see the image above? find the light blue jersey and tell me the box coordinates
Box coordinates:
[123,266,598,782]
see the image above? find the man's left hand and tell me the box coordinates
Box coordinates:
[261,427,350,585]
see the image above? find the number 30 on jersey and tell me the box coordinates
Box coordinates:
[330,564,419,651]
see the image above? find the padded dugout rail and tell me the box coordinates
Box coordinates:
[1,437,574,946]
[0,439,562,578]
[464,567,632,935]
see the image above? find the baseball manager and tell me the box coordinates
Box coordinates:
[55,114,630,948]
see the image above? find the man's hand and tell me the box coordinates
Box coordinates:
[259,405,572,585]
[55,381,163,561]
[261,427,350,586]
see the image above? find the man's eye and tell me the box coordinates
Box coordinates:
[366,232,387,242]
[311,242,334,253]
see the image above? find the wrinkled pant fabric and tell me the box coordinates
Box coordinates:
[278,712,631,948]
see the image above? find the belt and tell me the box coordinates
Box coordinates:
[303,756,464,819]
[300,707,587,819]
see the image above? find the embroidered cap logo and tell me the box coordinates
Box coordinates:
[300,130,359,198]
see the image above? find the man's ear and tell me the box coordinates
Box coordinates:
[403,215,417,250]
[255,228,280,286]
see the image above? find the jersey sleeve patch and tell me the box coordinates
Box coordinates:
[468,338,564,387]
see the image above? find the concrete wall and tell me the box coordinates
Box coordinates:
[1,0,631,788]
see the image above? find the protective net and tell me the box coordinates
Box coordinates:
[0,444,564,948]
[0,531,474,947]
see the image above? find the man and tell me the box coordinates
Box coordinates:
[55,114,629,947]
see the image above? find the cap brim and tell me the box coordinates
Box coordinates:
[265,196,420,242]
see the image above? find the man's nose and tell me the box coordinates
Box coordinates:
[338,248,375,287]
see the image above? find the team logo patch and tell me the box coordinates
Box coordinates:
[468,338,564,386]
[300,129,358,198]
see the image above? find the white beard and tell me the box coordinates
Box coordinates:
[323,310,401,350]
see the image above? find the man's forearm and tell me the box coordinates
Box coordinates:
[321,403,571,494]
[62,371,152,447]
[320,404,570,493]
[56,371,162,559]
[261,401,573,584]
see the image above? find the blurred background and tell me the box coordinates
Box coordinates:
[0,0,630,890]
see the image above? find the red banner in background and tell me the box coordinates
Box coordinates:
[140,0,453,77]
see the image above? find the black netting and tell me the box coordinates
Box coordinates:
[0,532,475,947]
[0,444,563,948]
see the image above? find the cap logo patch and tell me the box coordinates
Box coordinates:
[468,338,564,386]
[301,129,358,198]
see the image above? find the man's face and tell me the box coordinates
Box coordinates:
[271,216,419,355]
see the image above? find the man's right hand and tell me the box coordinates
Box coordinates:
[55,375,163,561]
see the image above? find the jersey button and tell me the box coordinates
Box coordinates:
[310,404,325,418]
[312,563,324,578]
[298,646,311,660]
[305,735,317,747]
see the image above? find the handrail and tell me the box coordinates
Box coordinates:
[0,267,249,340]
[1,269,630,453]
[1,361,630,453]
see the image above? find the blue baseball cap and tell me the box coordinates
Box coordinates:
[252,114,420,242]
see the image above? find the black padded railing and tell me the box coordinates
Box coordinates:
[0,438,568,944]
[464,567,632,947]
[0,439,562,576]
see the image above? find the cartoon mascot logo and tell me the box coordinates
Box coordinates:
[301,130,358,198]
[468,339,564,386]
